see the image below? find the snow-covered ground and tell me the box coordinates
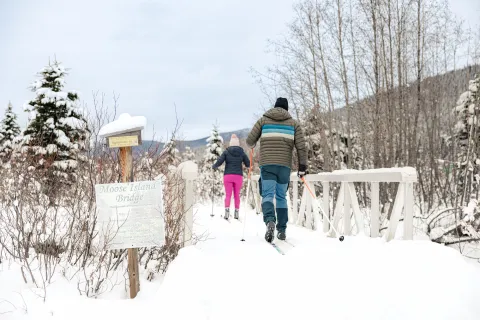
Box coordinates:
[2,204,480,319]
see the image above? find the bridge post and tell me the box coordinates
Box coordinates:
[370,182,380,237]
[177,161,198,247]
[292,179,299,224]
[343,182,351,235]
[249,175,263,215]
[385,183,405,241]
[404,182,414,240]
[252,180,262,215]
[331,182,344,237]
[322,182,330,233]
[306,181,314,228]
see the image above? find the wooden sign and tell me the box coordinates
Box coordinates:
[106,130,142,148]
[108,135,138,148]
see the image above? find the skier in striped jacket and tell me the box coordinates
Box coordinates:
[246,97,308,242]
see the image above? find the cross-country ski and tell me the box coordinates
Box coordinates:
[270,242,285,255]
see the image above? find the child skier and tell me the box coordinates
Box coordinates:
[212,134,251,219]
[246,97,308,242]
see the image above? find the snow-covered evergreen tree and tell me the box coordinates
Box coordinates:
[454,74,480,201]
[199,125,224,202]
[21,59,89,186]
[161,138,180,167]
[182,146,196,162]
[0,102,21,163]
[430,74,480,242]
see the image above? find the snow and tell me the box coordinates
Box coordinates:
[45,118,55,129]
[54,129,71,147]
[32,146,47,155]
[98,113,147,137]
[36,88,69,104]
[52,159,77,170]
[59,117,85,130]
[467,115,477,125]
[331,166,417,175]
[456,91,472,106]
[2,204,480,319]
[463,198,478,222]
[468,103,476,114]
[46,144,58,154]
[469,80,478,92]
[317,166,417,182]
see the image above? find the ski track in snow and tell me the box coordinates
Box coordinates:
[2,204,480,320]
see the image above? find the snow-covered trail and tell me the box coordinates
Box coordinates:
[153,204,480,320]
[3,204,480,320]
[192,204,315,253]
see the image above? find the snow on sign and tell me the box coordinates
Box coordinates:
[98,113,146,138]
[95,180,164,250]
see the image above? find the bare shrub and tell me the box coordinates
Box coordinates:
[0,90,197,299]
[142,168,187,280]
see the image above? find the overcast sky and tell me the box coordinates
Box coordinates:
[1,0,479,141]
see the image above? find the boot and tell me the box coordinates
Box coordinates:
[234,209,239,219]
[224,208,230,220]
[277,231,286,241]
[265,221,275,243]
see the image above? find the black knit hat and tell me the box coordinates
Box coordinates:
[274,97,288,111]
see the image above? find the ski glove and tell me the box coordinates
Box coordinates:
[297,164,308,178]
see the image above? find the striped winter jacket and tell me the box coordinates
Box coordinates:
[246,107,308,169]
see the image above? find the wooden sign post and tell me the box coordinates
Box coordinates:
[118,145,140,299]
[98,113,147,299]
[108,131,142,299]
[113,132,141,299]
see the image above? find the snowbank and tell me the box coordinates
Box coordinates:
[98,113,146,138]
[0,260,164,320]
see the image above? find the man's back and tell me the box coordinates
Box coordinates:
[246,107,307,170]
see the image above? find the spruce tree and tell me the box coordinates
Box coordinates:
[0,102,21,163]
[454,74,480,204]
[199,124,224,201]
[429,73,480,242]
[21,59,89,186]
[161,138,180,167]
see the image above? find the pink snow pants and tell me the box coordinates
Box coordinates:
[223,174,243,209]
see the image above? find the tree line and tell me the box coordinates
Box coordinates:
[253,0,480,246]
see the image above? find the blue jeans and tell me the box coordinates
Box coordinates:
[260,165,291,233]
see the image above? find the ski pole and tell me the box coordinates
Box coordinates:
[211,175,215,217]
[241,149,254,242]
[300,176,344,242]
